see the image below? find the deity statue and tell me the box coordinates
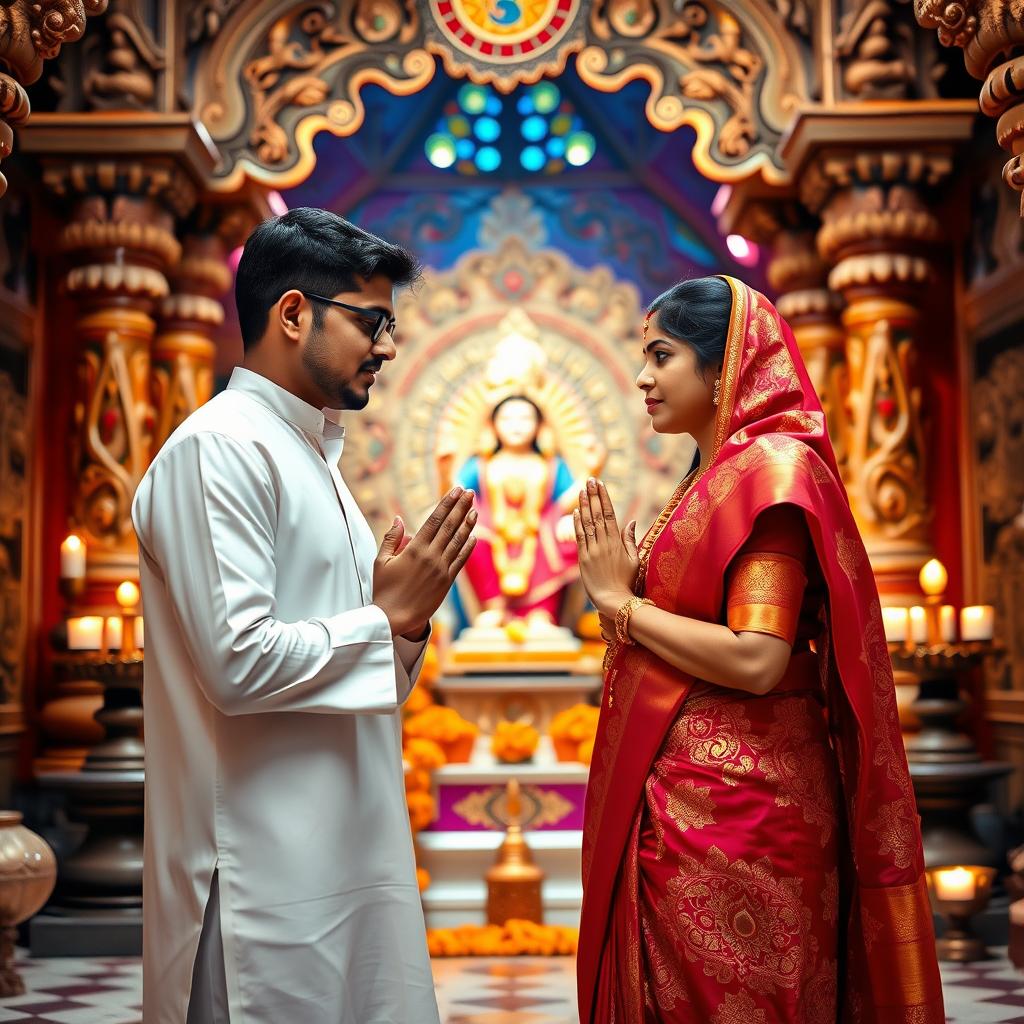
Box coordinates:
[437,310,604,631]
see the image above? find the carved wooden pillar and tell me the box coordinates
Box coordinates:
[806,149,952,592]
[34,159,193,772]
[915,1,1024,214]
[152,233,230,452]
[0,1,108,198]
[721,196,848,472]
[767,227,848,474]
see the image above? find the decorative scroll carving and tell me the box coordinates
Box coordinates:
[837,0,943,99]
[193,2,435,189]
[81,0,164,110]
[578,0,808,183]
[974,345,1024,689]
[913,0,981,46]
[0,0,108,196]
[46,0,164,111]
[189,0,812,190]
[913,0,1024,213]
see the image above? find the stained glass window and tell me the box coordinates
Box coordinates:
[424,81,596,176]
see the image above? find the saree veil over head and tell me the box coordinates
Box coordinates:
[577,277,943,1022]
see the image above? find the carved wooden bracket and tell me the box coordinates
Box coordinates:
[914,0,1024,213]
[189,0,812,191]
[0,0,109,197]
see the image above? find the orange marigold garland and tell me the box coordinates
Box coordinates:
[549,704,600,762]
[491,720,540,763]
[427,921,579,957]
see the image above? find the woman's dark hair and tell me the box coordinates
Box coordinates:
[647,276,732,378]
[234,207,422,351]
[491,394,543,453]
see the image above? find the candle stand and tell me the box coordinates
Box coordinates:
[893,643,1011,868]
[31,580,144,955]
[884,561,1009,870]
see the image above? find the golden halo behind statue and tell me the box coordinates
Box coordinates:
[340,240,696,549]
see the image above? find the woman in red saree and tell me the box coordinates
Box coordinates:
[572,276,943,1022]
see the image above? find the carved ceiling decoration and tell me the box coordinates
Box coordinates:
[189,0,811,191]
[837,0,943,99]
[425,0,586,89]
[0,0,109,197]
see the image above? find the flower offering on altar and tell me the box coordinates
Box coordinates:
[404,705,479,763]
[549,704,600,762]
[490,720,540,763]
[427,920,578,957]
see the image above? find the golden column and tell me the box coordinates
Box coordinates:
[152,231,231,452]
[34,158,194,771]
[766,223,848,475]
[47,159,193,593]
[801,147,955,593]
[720,197,848,473]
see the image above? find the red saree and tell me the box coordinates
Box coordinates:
[578,278,943,1022]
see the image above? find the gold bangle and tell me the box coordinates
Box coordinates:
[615,596,653,646]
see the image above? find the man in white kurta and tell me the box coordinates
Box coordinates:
[133,365,444,1022]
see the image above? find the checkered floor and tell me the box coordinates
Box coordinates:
[0,951,1023,1022]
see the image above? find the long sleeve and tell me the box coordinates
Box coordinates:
[132,430,402,716]
[394,631,431,703]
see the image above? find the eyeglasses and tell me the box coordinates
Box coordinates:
[302,292,396,343]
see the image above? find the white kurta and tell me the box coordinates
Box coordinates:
[132,367,439,1024]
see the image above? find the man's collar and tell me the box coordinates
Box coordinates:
[227,367,345,440]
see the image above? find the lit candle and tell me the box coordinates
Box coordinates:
[67,615,103,650]
[104,616,122,650]
[134,616,144,650]
[933,866,976,902]
[919,558,948,598]
[60,535,86,580]
[882,607,909,644]
[116,580,141,609]
[960,605,994,642]
[908,606,928,644]
[939,605,957,643]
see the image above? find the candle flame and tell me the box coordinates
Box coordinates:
[919,558,948,597]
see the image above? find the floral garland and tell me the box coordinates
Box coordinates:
[549,703,600,764]
[427,920,579,957]
[491,720,540,763]
[402,642,479,891]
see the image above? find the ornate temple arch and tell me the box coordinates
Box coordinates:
[186,0,813,191]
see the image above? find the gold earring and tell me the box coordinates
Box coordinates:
[713,379,721,406]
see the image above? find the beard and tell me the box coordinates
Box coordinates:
[302,324,373,410]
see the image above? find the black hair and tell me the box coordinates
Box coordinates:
[490,394,543,454]
[646,276,732,378]
[234,207,422,351]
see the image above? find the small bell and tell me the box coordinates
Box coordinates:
[485,778,544,925]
